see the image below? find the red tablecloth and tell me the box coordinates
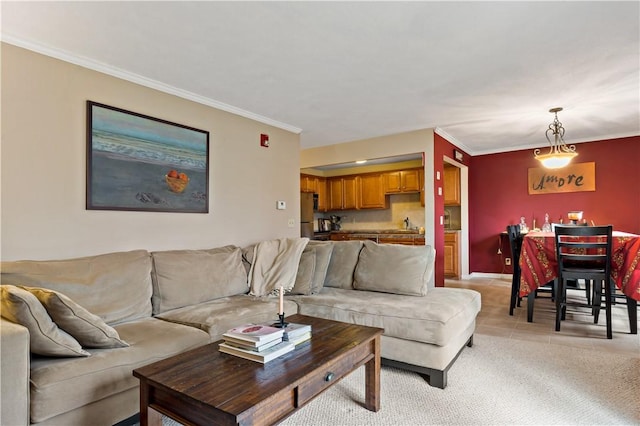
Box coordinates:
[519,231,640,301]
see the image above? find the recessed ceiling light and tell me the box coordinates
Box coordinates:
[355,160,367,164]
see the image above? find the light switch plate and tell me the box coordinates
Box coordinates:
[276,200,286,210]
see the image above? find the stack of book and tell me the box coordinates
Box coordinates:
[219,324,294,363]
[282,323,312,346]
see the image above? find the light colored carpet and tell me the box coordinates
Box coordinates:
[156,334,640,425]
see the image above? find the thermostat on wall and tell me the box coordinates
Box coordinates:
[276,200,286,210]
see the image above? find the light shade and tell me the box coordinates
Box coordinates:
[534,107,578,169]
[534,152,578,169]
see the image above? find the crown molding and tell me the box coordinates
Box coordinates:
[434,127,474,154]
[1,36,303,135]
[471,132,640,156]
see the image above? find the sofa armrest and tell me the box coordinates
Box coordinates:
[1,318,30,425]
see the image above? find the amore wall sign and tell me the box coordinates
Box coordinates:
[528,162,596,195]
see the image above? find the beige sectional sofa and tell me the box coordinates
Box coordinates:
[1,239,481,426]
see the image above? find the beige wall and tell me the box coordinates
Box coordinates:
[1,44,301,260]
[300,129,433,169]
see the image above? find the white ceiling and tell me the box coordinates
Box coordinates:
[2,1,638,155]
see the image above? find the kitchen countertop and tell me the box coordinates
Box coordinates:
[331,229,421,234]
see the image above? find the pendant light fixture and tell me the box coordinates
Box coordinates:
[534,107,577,169]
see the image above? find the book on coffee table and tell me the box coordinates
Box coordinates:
[223,335,283,352]
[223,324,284,344]
[281,323,312,341]
[219,340,295,363]
[287,331,311,346]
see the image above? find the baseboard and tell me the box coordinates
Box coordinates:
[466,272,512,280]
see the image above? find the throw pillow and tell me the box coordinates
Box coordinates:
[306,241,334,293]
[0,285,89,357]
[322,240,363,289]
[248,238,309,296]
[289,247,316,295]
[151,247,248,314]
[353,240,435,296]
[24,286,128,348]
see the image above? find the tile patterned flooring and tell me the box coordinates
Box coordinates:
[446,277,640,356]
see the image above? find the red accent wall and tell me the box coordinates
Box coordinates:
[434,134,470,286]
[469,136,640,274]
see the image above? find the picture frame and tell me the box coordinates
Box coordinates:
[86,101,210,213]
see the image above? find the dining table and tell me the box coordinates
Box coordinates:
[518,230,640,302]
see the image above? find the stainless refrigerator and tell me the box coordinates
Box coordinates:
[300,192,316,238]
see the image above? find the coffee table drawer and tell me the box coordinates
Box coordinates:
[297,343,372,406]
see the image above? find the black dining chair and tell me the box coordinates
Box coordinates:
[506,225,523,316]
[554,225,617,338]
[507,225,554,321]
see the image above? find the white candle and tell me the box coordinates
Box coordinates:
[279,286,284,315]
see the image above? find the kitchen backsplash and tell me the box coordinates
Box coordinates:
[317,193,425,231]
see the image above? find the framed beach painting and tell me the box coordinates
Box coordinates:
[86,101,209,213]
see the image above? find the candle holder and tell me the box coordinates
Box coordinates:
[273,313,289,328]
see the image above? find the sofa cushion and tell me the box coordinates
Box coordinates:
[28,317,209,424]
[0,285,89,357]
[24,286,129,349]
[291,287,481,347]
[290,247,316,295]
[0,250,153,325]
[151,246,248,314]
[306,241,334,293]
[354,241,435,296]
[156,295,299,341]
[322,240,363,289]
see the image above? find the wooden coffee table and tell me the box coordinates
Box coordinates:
[133,314,383,426]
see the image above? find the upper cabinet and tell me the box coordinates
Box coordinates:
[315,177,327,212]
[300,174,316,193]
[358,174,388,209]
[301,166,422,212]
[419,169,425,207]
[384,169,421,193]
[328,176,358,210]
[443,165,461,206]
[300,174,328,212]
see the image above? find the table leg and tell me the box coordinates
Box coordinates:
[139,382,162,426]
[364,336,381,412]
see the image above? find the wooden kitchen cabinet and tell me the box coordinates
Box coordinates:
[443,165,461,206]
[329,233,350,241]
[384,169,421,193]
[378,236,424,245]
[300,174,328,212]
[444,232,459,278]
[419,169,425,207]
[316,177,327,212]
[330,233,425,245]
[328,176,358,210]
[328,178,343,211]
[342,176,358,209]
[300,174,315,193]
[358,174,387,209]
